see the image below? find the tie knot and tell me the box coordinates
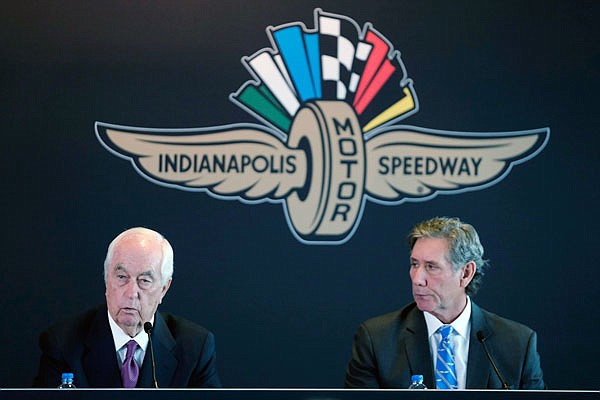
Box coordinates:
[438,325,453,340]
[125,340,138,355]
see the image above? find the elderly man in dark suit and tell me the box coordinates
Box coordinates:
[345,217,545,389]
[34,227,221,388]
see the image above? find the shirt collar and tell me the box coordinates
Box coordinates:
[107,310,152,352]
[424,296,472,339]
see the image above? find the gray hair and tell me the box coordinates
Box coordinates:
[103,227,174,286]
[407,217,489,296]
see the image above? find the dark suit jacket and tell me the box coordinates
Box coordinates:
[33,305,222,388]
[344,302,545,389]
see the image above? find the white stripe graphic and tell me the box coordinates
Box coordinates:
[247,51,300,115]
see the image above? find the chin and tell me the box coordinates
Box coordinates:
[415,299,435,313]
[118,316,141,327]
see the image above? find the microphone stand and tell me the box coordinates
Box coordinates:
[477,331,510,390]
[144,322,159,388]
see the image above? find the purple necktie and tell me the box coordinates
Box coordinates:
[121,340,139,388]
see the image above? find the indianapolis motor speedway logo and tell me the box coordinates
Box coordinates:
[96,9,549,245]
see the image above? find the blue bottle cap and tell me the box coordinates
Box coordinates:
[411,374,423,383]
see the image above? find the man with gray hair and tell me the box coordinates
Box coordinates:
[345,217,544,389]
[34,227,222,388]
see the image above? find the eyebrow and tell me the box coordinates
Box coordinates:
[115,265,128,273]
[410,257,439,265]
[114,265,155,278]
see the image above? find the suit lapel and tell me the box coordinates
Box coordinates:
[466,302,491,388]
[402,306,434,388]
[138,313,178,388]
[82,307,122,387]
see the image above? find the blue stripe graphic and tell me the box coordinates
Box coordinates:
[272,26,320,102]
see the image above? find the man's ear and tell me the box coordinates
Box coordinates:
[159,278,172,304]
[460,261,477,288]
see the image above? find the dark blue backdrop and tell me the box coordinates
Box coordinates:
[2,0,598,389]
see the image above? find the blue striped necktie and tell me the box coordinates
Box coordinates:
[435,325,457,389]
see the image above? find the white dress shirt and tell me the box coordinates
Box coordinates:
[424,296,472,389]
[107,311,151,369]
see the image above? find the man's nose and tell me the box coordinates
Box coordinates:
[411,265,427,286]
[124,280,139,298]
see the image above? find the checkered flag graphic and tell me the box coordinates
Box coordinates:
[318,10,372,101]
[233,9,415,135]
[348,41,371,95]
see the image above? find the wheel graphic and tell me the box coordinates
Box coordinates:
[286,101,366,241]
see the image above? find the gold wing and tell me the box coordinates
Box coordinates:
[95,122,306,201]
[365,127,549,202]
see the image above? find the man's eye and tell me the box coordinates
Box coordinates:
[138,278,153,287]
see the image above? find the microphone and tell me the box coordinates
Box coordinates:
[144,322,159,388]
[477,330,510,390]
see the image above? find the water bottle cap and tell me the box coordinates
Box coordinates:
[411,374,423,383]
[61,372,74,380]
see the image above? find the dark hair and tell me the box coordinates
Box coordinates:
[407,217,490,296]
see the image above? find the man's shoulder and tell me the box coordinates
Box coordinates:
[361,303,421,333]
[159,312,212,339]
[42,305,106,345]
[474,303,535,338]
